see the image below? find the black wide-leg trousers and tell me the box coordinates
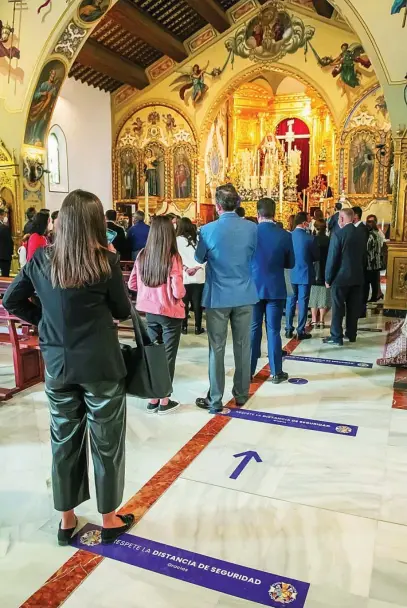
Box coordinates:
[45,376,126,514]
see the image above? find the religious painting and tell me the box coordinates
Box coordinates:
[173,146,192,199]
[391,0,407,27]
[225,4,315,63]
[310,42,372,102]
[144,144,165,198]
[172,62,222,106]
[120,148,138,200]
[349,132,375,195]
[24,60,65,148]
[0,19,23,83]
[78,0,110,24]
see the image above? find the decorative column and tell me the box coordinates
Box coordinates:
[384,127,407,312]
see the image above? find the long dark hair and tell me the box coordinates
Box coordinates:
[138,216,180,287]
[176,217,197,248]
[30,210,49,236]
[50,189,111,289]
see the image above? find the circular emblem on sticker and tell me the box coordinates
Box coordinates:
[357,363,370,368]
[222,408,231,415]
[80,529,102,547]
[336,425,352,434]
[269,582,298,604]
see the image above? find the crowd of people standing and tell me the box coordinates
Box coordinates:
[1,185,386,548]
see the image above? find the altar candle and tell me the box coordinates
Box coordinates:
[381,218,384,231]
[197,177,201,216]
[279,169,284,215]
[145,181,149,223]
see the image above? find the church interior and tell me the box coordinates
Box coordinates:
[1,0,407,606]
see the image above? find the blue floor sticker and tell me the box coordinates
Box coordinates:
[285,355,373,368]
[288,378,309,385]
[71,525,310,607]
[220,408,358,436]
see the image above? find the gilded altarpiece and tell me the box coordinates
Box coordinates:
[114,104,198,215]
[0,140,21,236]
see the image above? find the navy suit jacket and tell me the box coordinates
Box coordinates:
[195,212,258,309]
[252,223,295,300]
[328,211,340,236]
[290,227,319,285]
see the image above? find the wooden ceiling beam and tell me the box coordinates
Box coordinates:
[110,0,188,63]
[183,0,229,33]
[77,39,149,90]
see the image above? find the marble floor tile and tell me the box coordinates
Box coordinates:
[368,601,407,608]
[388,409,407,446]
[129,478,377,598]
[369,522,407,606]
[380,445,407,526]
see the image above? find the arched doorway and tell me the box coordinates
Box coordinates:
[276,118,310,192]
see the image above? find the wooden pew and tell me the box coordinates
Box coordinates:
[0,306,44,401]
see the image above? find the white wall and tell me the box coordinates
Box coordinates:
[45,78,112,211]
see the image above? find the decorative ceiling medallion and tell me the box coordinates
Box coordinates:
[187,26,217,54]
[53,20,87,61]
[230,0,257,23]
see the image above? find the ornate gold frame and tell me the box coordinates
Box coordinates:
[0,140,21,235]
[171,142,197,213]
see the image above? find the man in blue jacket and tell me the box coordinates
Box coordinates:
[195,184,258,414]
[251,198,295,383]
[286,211,319,340]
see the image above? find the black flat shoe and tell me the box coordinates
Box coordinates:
[196,397,210,410]
[58,517,78,546]
[271,372,289,384]
[101,514,135,545]
[181,326,187,335]
[195,327,205,335]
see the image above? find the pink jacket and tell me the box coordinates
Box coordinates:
[128,255,186,319]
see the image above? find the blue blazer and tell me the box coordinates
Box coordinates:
[290,228,319,285]
[252,223,295,300]
[195,213,258,309]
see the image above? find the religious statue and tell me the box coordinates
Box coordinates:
[144,150,160,197]
[121,151,137,199]
[174,152,191,199]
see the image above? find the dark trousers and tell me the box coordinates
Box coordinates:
[183,283,204,330]
[286,284,311,335]
[45,376,126,514]
[331,285,362,342]
[0,259,11,277]
[251,299,284,377]
[146,313,182,388]
[365,269,381,302]
[206,305,253,411]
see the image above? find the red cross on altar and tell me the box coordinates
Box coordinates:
[276,119,310,154]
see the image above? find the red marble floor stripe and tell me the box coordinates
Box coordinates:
[20,337,299,608]
[393,368,407,410]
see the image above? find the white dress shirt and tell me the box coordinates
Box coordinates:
[176,236,205,285]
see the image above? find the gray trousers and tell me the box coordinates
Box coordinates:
[206,305,253,410]
[146,313,182,388]
[45,376,126,514]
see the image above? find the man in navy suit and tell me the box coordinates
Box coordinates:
[195,184,258,414]
[286,211,319,340]
[251,198,295,384]
[328,202,342,236]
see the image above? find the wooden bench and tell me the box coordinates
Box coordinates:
[0,306,44,401]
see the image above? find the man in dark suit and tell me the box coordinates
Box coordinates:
[352,205,369,317]
[0,208,14,276]
[286,211,319,340]
[328,202,342,236]
[106,209,129,259]
[251,198,295,384]
[323,208,365,346]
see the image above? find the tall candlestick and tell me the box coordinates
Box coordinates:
[279,169,284,215]
[145,181,149,223]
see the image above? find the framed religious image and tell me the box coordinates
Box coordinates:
[172,143,195,208]
[348,130,376,195]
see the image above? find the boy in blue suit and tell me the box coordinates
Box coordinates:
[286,211,319,340]
[195,184,258,414]
[251,198,295,383]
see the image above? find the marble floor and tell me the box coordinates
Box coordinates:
[0,309,406,608]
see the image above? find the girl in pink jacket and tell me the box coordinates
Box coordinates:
[128,216,185,415]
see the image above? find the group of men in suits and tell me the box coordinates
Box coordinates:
[194,184,368,413]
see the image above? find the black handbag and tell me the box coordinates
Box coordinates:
[120,307,172,399]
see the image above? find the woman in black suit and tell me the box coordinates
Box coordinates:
[3,190,134,545]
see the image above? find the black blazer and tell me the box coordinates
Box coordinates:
[3,248,131,384]
[107,221,129,260]
[328,212,340,236]
[313,234,330,286]
[0,222,14,261]
[325,223,365,287]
